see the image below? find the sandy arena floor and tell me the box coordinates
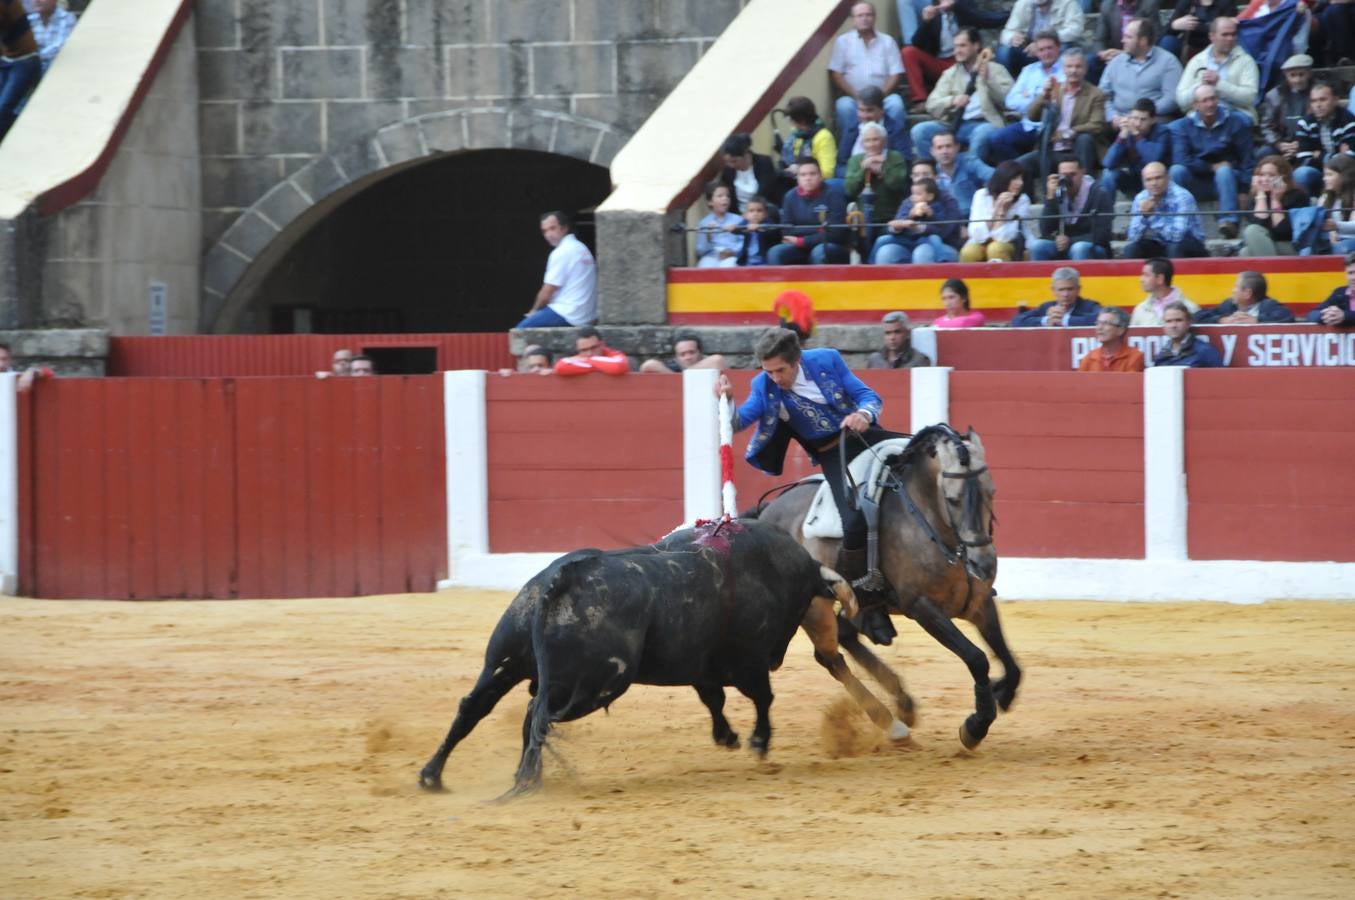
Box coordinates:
[1,591,1353,898]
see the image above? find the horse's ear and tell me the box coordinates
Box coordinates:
[967,427,984,449]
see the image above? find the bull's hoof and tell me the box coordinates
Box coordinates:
[418,771,445,792]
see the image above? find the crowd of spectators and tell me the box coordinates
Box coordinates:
[684,0,1355,270]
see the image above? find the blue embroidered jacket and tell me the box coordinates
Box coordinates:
[734,348,883,475]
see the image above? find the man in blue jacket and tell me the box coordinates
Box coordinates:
[1195,271,1296,324]
[770,158,851,265]
[716,328,905,620]
[1308,252,1355,326]
[1012,267,1103,326]
[1099,98,1169,200]
[1153,302,1223,367]
[1169,83,1253,239]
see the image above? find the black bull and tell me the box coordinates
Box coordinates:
[418,521,855,794]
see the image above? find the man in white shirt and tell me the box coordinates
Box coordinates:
[829,2,905,141]
[518,211,597,328]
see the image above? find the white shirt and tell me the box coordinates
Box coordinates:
[543,233,597,326]
[828,29,904,95]
[778,366,829,421]
[732,167,759,209]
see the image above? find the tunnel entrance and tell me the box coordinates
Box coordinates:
[251,149,612,333]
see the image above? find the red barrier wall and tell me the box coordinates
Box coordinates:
[949,372,1145,558]
[935,325,1355,371]
[726,369,913,514]
[107,334,514,376]
[1185,370,1355,562]
[486,376,685,552]
[18,377,447,599]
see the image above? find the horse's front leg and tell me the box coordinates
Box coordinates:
[971,588,1021,712]
[906,595,996,749]
[802,598,910,741]
[837,613,917,727]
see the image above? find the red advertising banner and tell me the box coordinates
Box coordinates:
[933,325,1355,371]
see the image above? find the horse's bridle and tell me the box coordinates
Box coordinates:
[880,438,995,570]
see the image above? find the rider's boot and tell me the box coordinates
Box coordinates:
[835,547,899,646]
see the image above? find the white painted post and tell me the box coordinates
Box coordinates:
[442,370,488,585]
[0,374,15,595]
[682,368,721,525]
[1143,366,1188,560]
[911,326,938,367]
[909,366,952,432]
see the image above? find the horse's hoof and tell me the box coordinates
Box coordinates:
[993,679,1018,712]
[749,736,769,758]
[887,719,911,742]
[418,772,444,792]
[716,732,741,749]
[958,722,984,750]
[896,696,918,728]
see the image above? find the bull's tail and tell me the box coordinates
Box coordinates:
[819,565,858,619]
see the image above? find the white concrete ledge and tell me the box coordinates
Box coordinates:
[439,551,1355,603]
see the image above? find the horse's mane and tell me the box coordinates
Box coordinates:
[895,423,970,470]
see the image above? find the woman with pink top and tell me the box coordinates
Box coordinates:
[932,278,986,328]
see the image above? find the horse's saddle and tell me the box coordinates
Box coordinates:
[801,438,912,541]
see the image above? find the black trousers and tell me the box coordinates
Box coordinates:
[815,426,908,552]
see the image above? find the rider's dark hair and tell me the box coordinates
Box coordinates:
[754,327,802,364]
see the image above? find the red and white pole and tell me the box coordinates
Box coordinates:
[717,393,737,519]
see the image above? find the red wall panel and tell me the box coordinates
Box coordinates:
[486,376,685,552]
[18,376,446,599]
[107,334,514,377]
[1185,369,1355,561]
[949,372,1145,558]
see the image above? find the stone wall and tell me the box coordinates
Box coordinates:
[24,19,202,336]
[194,0,748,259]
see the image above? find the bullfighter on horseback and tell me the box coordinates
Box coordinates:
[717,327,904,641]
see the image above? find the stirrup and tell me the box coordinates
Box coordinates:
[851,568,887,592]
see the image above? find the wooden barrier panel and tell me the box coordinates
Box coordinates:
[1184,369,1355,562]
[18,376,447,599]
[934,324,1355,371]
[950,372,1145,558]
[108,334,515,376]
[725,369,913,517]
[485,376,685,552]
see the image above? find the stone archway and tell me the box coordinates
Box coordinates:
[200,107,631,333]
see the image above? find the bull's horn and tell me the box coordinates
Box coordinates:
[820,565,859,618]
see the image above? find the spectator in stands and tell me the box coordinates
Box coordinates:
[1013,267,1103,325]
[719,134,781,215]
[1293,81,1355,198]
[829,2,905,140]
[1091,0,1162,85]
[867,312,933,368]
[1131,257,1200,324]
[350,355,376,376]
[984,32,1065,165]
[1307,251,1355,325]
[837,86,911,178]
[1162,0,1239,60]
[1258,55,1312,174]
[780,96,838,183]
[1169,83,1253,240]
[1176,17,1259,122]
[901,0,1009,109]
[736,196,780,266]
[1099,18,1183,123]
[870,175,963,262]
[1124,162,1209,258]
[694,183,745,269]
[1030,154,1113,260]
[1012,48,1107,187]
[961,160,1036,261]
[913,28,1012,164]
[555,327,630,376]
[1320,0,1355,70]
[933,278,987,327]
[1154,301,1224,366]
[640,332,728,374]
[1100,98,1169,200]
[518,211,596,329]
[0,0,40,141]
[1241,155,1310,257]
[27,0,74,72]
[1195,271,1297,323]
[996,0,1084,76]
[1316,155,1355,256]
[0,341,39,390]
[845,121,909,237]
[772,157,851,265]
[926,130,992,216]
[331,349,353,376]
[1079,307,1146,370]
[519,345,553,374]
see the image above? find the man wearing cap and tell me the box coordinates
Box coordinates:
[866,312,933,368]
[1259,55,1313,175]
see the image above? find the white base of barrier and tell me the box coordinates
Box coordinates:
[440,553,1355,603]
